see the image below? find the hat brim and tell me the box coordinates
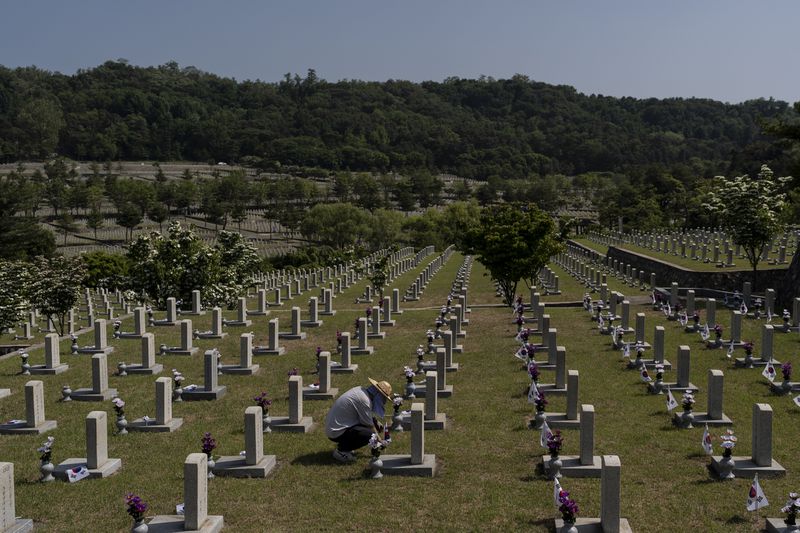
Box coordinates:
[368,378,392,401]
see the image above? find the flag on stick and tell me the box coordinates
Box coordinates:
[702,424,713,455]
[762,362,776,382]
[746,474,769,511]
[666,388,678,411]
[539,420,552,448]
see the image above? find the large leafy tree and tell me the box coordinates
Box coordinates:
[465,203,563,306]
[126,221,260,308]
[0,260,33,333]
[704,165,792,289]
[29,256,86,335]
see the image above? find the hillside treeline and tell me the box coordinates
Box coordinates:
[0,61,795,178]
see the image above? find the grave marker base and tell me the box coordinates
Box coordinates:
[182,386,227,401]
[161,348,199,356]
[378,454,438,477]
[541,455,602,478]
[278,333,307,340]
[300,320,322,328]
[367,332,386,340]
[3,519,33,533]
[253,347,285,356]
[554,518,632,532]
[380,320,396,327]
[146,514,224,532]
[534,383,568,396]
[319,310,336,316]
[330,364,358,374]
[76,347,114,355]
[219,364,260,376]
[691,412,733,426]
[270,416,314,433]
[453,344,464,354]
[411,384,452,398]
[662,382,699,393]
[129,417,183,433]
[351,347,374,355]
[126,363,164,375]
[640,359,673,370]
[181,311,206,316]
[223,320,252,327]
[302,387,339,401]
[151,320,178,327]
[211,454,276,478]
[710,456,786,478]
[246,311,269,317]
[0,388,9,399]
[766,518,800,532]
[54,457,121,479]
[543,413,581,430]
[117,333,145,339]
[400,412,446,431]
[29,364,69,375]
[71,387,118,402]
[195,333,227,340]
[734,358,780,368]
[0,419,57,435]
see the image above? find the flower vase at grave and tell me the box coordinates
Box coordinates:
[405,378,416,399]
[560,521,578,533]
[173,385,183,402]
[20,353,30,375]
[117,415,128,435]
[131,519,148,533]
[40,460,54,483]
[369,449,384,479]
[680,407,694,429]
[743,347,754,368]
[716,448,735,480]
[391,404,404,432]
[533,410,546,430]
[117,361,128,376]
[262,410,272,434]
[548,453,562,480]
[61,385,72,402]
[206,454,215,479]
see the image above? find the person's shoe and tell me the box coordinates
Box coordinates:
[332,449,355,463]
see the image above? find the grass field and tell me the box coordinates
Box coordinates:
[1,252,799,532]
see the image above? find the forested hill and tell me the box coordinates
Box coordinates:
[0,61,794,177]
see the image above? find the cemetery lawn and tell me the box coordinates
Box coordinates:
[1,252,799,532]
[570,237,791,272]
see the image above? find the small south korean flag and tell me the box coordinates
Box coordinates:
[539,420,552,449]
[622,343,630,359]
[793,395,800,408]
[554,477,567,507]
[66,465,90,483]
[527,381,539,404]
[666,388,679,411]
[726,341,734,359]
[762,362,776,382]
[640,367,652,383]
[746,474,769,511]
[702,424,713,455]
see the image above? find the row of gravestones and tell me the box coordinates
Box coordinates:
[515,275,796,529]
[589,228,799,266]
[0,245,463,530]
[403,245,454,302]
[507,288,632,531]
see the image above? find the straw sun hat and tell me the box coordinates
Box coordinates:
[368,378,393,401]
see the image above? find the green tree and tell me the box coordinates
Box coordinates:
[86,210,105,239]
[117,203,143,241]
[704,165,792,289]
[53,213,79,245]
[465,203,563,306]
[300,203,371,249]
[126,221,258,308]
[81,251,130,290]
[29,256,85,335]
[0,260,33,333]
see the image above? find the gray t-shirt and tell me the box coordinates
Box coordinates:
[325,386,374,439]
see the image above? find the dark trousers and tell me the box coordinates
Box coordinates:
[330,424,373,452]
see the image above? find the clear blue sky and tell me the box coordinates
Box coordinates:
[1,0,799,104]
